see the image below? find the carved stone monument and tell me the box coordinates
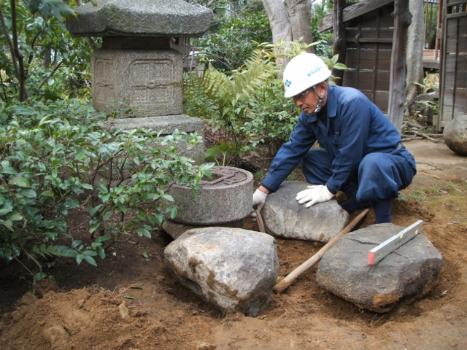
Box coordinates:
[66,0,213,138]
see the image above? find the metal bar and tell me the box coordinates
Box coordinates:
[368,220,424,266]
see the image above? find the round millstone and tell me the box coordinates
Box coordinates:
[169,166,253,225]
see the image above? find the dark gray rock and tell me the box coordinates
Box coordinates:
[443,114,467,156]
[316,223,443,313]
[67,0,213,37]
[261,181,349,242]
[164,227,278,316]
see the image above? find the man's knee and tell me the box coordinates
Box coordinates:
[302,149,333,185]
[357,153,400,202]
[359,153,392,177]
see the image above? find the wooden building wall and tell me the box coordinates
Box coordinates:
[341,3,394,113]
[439,0,467,129]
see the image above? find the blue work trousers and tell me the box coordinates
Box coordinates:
[302,147,416,204]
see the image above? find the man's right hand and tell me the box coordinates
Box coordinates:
[253,186,269,208]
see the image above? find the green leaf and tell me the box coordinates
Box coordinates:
[1,219,14,231]
[83,255,97,267]
[75,254,84,265]
[9,175,31,188]
[48,245,77,258]
[333,63,347,70]
[97,247,106,260]
[0,201,13,216]
[162,194,174,202]
[81,183,94,190]
[169,206,177,220]
[8,212,23,222]
[137,227,152,238]
[22,189,37,199]
[331,54,339,65]
[1,161,17,175]
[33,272,48,281]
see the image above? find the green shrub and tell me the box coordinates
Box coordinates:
[195,1,271,71]
[184,42,346,161]
[0,99,211,279]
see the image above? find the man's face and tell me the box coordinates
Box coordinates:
[293,84,326,114]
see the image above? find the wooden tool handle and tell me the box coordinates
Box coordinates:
[255,204,266,233]
[273,208,370,294]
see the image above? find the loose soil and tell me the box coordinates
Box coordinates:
[0,140,466,350]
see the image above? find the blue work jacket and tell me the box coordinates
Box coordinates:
[262,85,410,193]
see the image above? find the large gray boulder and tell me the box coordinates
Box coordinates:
[164,227,278,316]
[261,181,349,242]
[316,223,443,313]
[443,114,467,156]
[67,0,213,37]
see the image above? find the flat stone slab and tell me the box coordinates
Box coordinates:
[169,166,253,225]
[109,115,205,163]
[261,181,349,242]
[164,227,278,316]
[110,115,204,134]
[316,223,443,312]
[67,0,213,37]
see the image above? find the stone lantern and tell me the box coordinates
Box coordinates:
[66,0,213,150]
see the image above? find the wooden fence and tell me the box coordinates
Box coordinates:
[438,0,467,129]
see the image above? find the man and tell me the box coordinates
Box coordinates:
[252,53,416,223]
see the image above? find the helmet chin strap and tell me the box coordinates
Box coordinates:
[312,86,324,113]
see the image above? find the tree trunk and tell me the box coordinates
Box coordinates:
[406,0,425,104]
[262,0,292,45]
[388,0,411,130]
[262,0,314,71]
[262,0,292,70]
[286,0,313,46]
[332,0,346,84]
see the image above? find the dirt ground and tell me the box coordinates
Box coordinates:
[0,140,466,350]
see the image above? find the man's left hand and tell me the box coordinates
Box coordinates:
[296,185,334,207]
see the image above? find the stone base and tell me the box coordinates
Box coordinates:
[110,114,204,134]
[109,114,205,163]
[162,219,244,240]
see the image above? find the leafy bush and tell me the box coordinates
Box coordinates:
[195,1,272,71]
[0,0,93,103]
[185,42,346,161]
[0,99,211,279]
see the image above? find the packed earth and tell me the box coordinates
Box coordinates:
[0,140,466,350]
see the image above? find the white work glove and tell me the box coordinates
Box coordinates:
[296,185,334,208]
[253,188,268,209]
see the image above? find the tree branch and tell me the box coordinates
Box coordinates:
[10,0,27,100]
[0,6,20,80]
[38,60,63,89]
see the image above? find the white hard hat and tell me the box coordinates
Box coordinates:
[283,53,332,98]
